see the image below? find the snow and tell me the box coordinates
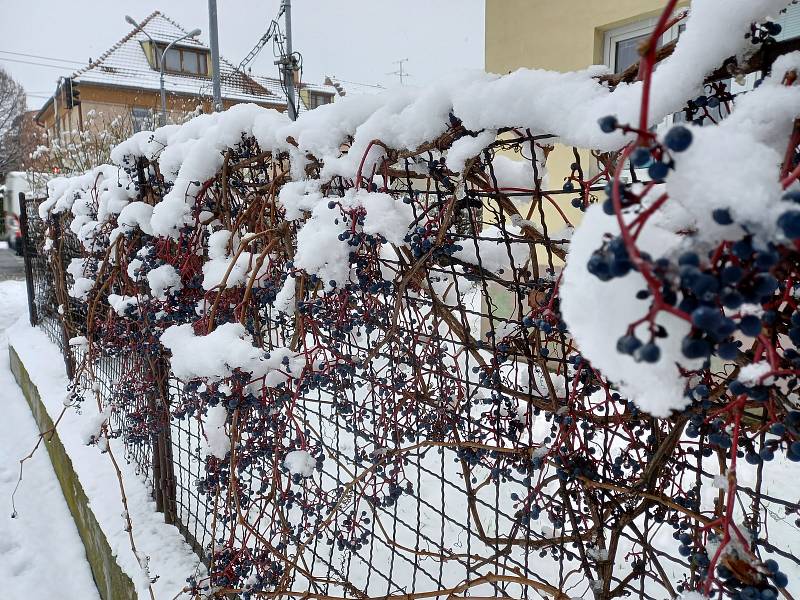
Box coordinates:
[562,50,800,416]
[452,224,531,275]
[8,309,202,599]
[203,404,230,459]
[665,52,800,247]
[160,322,304,385]
[561,204,702,417]
[274,275,296,315]
[108,294,140,316]
[160,322,263,380]
[293,189,414,289]
[116,201,155,237]
[146,263,182,300]
[283,450,315,477]
[445,129,497,173]
[738,361,772,385]
[0,281,100,600]
[201,229,270,291]
[92,0,789,244]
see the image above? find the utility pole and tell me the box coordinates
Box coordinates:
[281,0,297,121]
[208,0,222,112]
[388,59,411,86]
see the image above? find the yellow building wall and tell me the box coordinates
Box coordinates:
[484,0,690,258]
[485,0,680,75]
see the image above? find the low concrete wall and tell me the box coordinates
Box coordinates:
[9,344,138,600]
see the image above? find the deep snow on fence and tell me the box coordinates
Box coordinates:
[21,1,800,598]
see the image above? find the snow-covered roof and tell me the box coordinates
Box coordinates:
[36,11,339,122]
[68,11,284,107]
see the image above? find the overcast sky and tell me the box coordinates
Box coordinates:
[0,0,485,111]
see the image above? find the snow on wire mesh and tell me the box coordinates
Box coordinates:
[28,0,800,598]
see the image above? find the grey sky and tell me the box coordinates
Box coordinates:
[0,0,485,111]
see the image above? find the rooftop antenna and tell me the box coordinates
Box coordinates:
[387,58,411,86]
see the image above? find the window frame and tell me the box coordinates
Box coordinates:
[154,44,209,77]
[603,17,661,75]
[307,91,332,110]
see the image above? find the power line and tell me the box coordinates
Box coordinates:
[331,77,385,90]
[0,49,86,66]
[0,57,75,71]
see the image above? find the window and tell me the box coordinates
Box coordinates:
[603,17,666,74]
[603,17,755,181]
[775,2,800,41]
[131,107,154,132]
[154,44,209,77]
[306,91,332,110]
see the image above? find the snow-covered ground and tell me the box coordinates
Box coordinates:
[0,280,100,600]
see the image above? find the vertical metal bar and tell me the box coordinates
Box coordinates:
[151,356,177,524]
[283,0,297,121]
[49,217,75,379]
[208,0,222,112]
[149,384,165,515]
[18,193,37,327]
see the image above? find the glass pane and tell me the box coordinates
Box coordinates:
[184,51,200,74]
[198,53,207,74]
[165,48,181,71]
[614,33,649,73]
[131,108,152,133]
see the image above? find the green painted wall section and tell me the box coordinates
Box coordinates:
[9,344,138,600]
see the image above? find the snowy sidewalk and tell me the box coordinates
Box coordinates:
[0,280,100,599]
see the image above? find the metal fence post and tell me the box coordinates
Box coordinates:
[18,193,38,327]
[50,217,75,379]
[149,355,177,525]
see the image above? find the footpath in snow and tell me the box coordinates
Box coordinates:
[0,280,100,600]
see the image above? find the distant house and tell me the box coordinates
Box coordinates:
[35,11,337,137]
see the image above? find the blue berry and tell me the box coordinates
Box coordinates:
[778,210,800,239]
[616,335,642,355]
[721,290,744,309]
[717,342,738,360]
[721,265,743,284]
[682,337,711,359]
[636,342,661,363]
[692,306,721,331]
[739,315,762,337]
[664,126,693,152]
[648,161,670,181]
[712,208,733,225]
[598,115,618,133]
[678,252,700,267]
[745,452,761,465]
[764,559,779,574]
[631,147,651,167]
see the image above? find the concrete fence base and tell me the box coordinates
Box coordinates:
[9,344,138,600]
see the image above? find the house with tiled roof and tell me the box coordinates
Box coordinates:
[35,11,336,137]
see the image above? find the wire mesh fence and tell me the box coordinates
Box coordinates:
[17,24,800,598]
